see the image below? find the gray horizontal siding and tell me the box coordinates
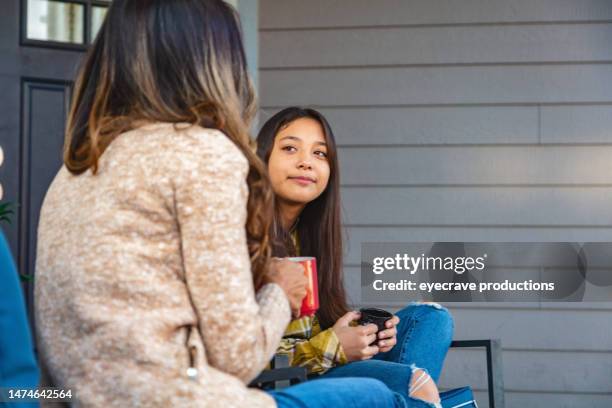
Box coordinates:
[263,106,540,145]
[344,227,612,268]
[263,105,612,145]
[261,24,612,68]
[541,105,612,143]
[445,308,612,352]
[261,65,612,107]
[259,1,612,406]
[260,0,612,29]
[341,187,612,226]
[338,146,612,185]
[442,349,612,391]
[344,226,612,249]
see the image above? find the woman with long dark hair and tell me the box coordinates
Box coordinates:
[34,2,409,407]
[257,107,454,407]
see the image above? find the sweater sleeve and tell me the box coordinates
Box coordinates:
[173,128,291,384]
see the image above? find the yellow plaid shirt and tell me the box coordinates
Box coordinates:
[273,230,348,375]
[276,314,348,375]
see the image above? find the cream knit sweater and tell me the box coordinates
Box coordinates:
[35,123,290,407]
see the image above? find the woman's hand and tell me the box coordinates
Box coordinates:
[377,315,400,353]
[332,311,380,361]
[265,258,308,318]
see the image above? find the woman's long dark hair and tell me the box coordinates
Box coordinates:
[256,107,349,329]
[63,0,274,289]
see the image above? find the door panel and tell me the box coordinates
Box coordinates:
[0,0,109,327]
[20,79,71,319]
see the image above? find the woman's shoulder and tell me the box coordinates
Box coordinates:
[108,122,248,175]
[129,122,243,158]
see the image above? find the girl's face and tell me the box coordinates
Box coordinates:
[267,117,331,206]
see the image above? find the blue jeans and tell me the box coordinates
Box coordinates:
[315,303,454,407]
[268,377,405,408]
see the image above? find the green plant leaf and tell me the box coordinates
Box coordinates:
[19,274,34,282]
[0,202,15,224]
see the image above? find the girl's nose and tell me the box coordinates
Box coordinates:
[297,154,313,170]
[297,160,313,170]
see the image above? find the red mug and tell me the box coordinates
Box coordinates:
[287,257,319,316]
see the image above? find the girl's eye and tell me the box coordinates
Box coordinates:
[315,150,328,158]
[281,146,297,152]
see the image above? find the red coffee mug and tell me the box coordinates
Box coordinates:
[287,257,319,316]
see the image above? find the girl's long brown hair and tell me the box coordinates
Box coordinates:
[256,107,349,329]
[63,0,273,289]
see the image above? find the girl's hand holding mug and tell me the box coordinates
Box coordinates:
[356,307,399,353]
[377,315,400,353]
[332,311,380,361]
[265,258,308,318]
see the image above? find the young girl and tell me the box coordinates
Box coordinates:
[34,2,408,407]
[257,107,454,407]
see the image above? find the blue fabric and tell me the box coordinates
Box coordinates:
[0,230,39,408]
[315,303,455,407]
[268,377,406,408]
[440,387,478,408]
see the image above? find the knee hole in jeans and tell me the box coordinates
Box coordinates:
[408,367,441,404]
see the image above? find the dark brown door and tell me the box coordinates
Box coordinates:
[0,0,110,323]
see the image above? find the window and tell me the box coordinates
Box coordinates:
[90,5,108,41]
[26,0,85,44]
[23,0,111,49]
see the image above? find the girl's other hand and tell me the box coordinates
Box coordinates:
[265,258,308,318]
[377,315,400,353]
[332,311,380,361]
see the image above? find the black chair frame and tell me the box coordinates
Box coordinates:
[450,339,505,408]
[249,354,308,390]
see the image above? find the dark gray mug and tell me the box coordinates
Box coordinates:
[357,307,393,346]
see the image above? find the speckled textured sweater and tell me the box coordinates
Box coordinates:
[34,123,290,407]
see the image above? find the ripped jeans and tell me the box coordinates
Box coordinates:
[313,302,454,408]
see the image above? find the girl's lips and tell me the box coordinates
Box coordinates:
[289,176,316,185]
